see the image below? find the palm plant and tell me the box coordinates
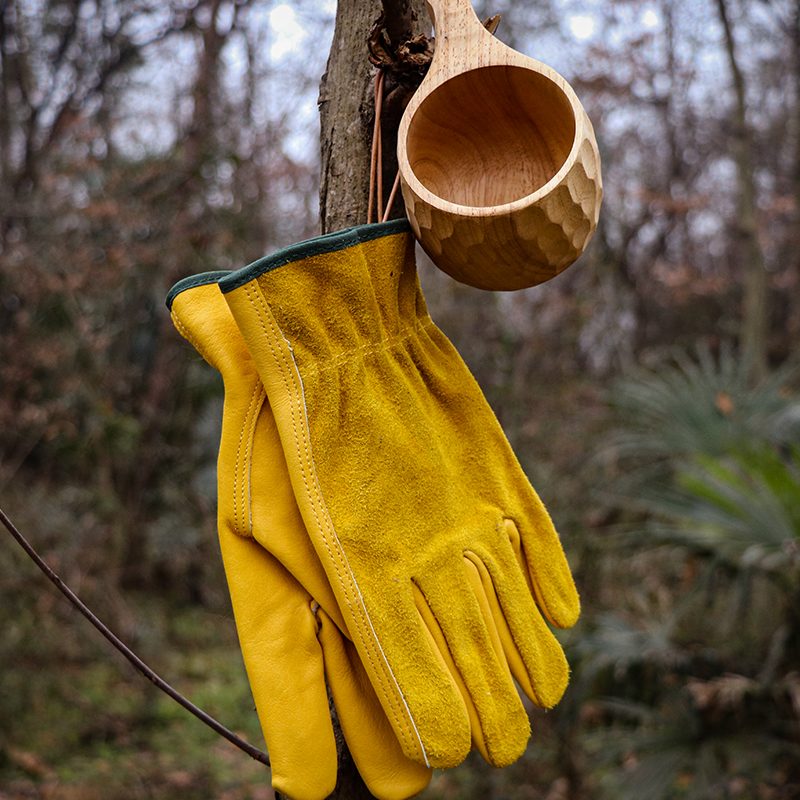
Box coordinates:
[648,447,800,577]
[607,342,800,465]
[575,344,800,798]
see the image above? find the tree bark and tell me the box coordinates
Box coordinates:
[715,0,769,383]
[318,0,382,234]
[318,0,429,233]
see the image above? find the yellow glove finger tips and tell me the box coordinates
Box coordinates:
[411,583,478,720]
[367,585,470,769]
[413,572,530,767]
[505,517,581,630]
[411,583,495,767]
[249,600,337,800]
[461,556,529,764]
[463,550,538,704]
[315,609,433,800]
[465,541,569,708]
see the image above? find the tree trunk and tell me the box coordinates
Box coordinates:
[318,0,428,233]
[790,0,800,338]
[315,1,428,796]
[318,0,379,233]
[715,0,769,383]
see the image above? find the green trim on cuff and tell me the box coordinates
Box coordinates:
[165,271,231,310]
[218,218,411,294]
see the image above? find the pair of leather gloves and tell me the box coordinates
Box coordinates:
[166,219,580,800]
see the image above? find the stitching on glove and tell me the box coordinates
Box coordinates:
[172,311,261,542]
[248,389,266,536]
[233,384,262,538]
[298,317,437,380]
[171,314,210,365]
[241,281,429,768]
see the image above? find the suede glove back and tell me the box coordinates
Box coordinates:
[220,219,580,770]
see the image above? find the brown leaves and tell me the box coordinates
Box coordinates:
[367,11,435,84]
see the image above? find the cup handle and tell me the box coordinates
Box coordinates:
[425,0,486,45]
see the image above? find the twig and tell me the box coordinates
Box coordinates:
[0,504,271,767]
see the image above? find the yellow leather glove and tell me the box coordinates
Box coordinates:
[168,278,432,800]
[220,219,581,771]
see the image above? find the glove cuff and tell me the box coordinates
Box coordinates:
[219,219,411,293]
[218,220,431,375]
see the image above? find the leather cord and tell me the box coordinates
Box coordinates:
[368,68,402,225]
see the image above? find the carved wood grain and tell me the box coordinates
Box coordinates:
[398,0,603,291]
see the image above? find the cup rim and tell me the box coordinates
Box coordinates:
[397,63,590,217]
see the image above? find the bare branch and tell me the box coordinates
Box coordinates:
[0,505,271,768]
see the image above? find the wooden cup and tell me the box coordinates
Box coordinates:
[397,0,602,291]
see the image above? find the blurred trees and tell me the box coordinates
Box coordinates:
[2,0,800,797]
[1,0,325,589]
[1,0,328,794]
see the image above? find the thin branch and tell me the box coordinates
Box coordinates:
[0,504,271,768]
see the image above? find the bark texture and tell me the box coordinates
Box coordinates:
[318,0,429,233]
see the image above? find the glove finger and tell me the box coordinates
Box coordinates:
[362,584,472,769]
[410,582,491,764]
[506,516,577,632]
[316,605,433,800]
[462,556,510,676]
[468,536,570,709]
[217,529,338,800]
[414,564,530,768]
[513,499,581,629]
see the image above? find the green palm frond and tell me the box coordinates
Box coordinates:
[575,612,688,675]
[583,695,699,800]
[619,748,691,800]
[585,692,798,800]
[641,447,800,573]
[607,343,800,464]
[590,346,800,800]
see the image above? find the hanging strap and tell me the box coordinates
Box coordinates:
[367,67,402,225]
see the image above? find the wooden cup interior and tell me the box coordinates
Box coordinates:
[406,65,576,208]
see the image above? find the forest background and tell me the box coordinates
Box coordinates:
[2,0,800,798]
